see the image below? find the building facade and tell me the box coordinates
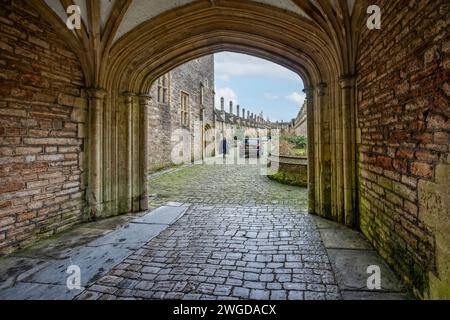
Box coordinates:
[147,56,215,172]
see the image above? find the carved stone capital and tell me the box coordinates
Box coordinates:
[316,83,327,96]
[303,87,314,99]
[86,88,107,100]
[339,75,355,89]
[122,92,136,104]
[138,94,152,106]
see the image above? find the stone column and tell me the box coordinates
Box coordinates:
[304,87,315,214]
[139,94,151,211]
[122,92,135,212]
[86,88,107,219]
[340,76,356,227]
[317,83,332,218]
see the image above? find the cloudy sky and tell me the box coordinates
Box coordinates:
[214,52,305,122]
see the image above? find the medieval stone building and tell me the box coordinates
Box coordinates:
[214,97,271,153]
[293,102,308,137]
[147,56,215,171]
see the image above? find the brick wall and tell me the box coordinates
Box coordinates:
[357,0,449,297]
[0,0,87,255]
[148,55,215,171]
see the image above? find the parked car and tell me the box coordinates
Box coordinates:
[239,137,263,158]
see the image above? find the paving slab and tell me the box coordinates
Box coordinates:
[13,227,111,260]
[87,223,167,250]
[342,290,411,300]
[327,248,405,292]
[0,256,51,290]
[312,215,348,230]
[0,205,182,299]
[132,206,188,225]
[0,282,82,300]
[19,244,132,287]
[319,228,373,250]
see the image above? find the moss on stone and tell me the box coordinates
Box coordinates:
[268,171,307,187]
[410,263,429,297]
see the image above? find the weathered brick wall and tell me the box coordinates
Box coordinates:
[357,0,449,297]
[148,55,215,172]
[0,0,87,255]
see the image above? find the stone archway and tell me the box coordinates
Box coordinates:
[1,0,448,299]
[38,0,363,229]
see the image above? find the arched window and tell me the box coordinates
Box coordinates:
[200,83,204,106]
[157,74,169,103]
[181,92,189,126]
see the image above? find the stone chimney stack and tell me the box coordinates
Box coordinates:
[247,110,250,119]
[229,101,233,114]
[236,104,240,117]
[242,108,246,119]
[220,97,224,112]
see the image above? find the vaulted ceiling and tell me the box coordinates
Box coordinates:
[43,0,359,44]
[32,0,367,88]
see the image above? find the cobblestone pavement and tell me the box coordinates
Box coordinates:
[76,163,408,300]
[77,164,340,300]
[148,163,308,208]
[77,204,340,300]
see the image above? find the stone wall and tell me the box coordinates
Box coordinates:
[147,55,215,172]
[357,0,450,298]
[268,155,308,187]
[0,0,86,255]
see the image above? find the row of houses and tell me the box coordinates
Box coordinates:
[146,55,307,172]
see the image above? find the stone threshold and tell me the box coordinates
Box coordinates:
[313,215,412,300]
[0,204,189,300]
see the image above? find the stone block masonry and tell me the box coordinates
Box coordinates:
[357,0,450,298]
[147,56,215,172]
[0,0,86,255]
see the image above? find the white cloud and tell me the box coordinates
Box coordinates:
[215,52,300,82]
[215,87,238,108]
[264,93,279,100]
[286,92,306,106]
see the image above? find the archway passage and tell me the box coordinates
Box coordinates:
[55,0,361,227]
[0,0,449,299]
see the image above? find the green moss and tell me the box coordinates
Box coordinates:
[149,162,182,174]
[410,263,429,297]
[268,171,307,187]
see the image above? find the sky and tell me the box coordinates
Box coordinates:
[214,52,305,122]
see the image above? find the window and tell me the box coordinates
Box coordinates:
[157,74,169,103]
[181,92,189,126]
[200,84,204,106]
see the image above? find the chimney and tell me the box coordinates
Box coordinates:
[236,104,240,117]
[220,97,224,112]
[229,101,233,114]
[242,108,245,119]
[247,110,250,119]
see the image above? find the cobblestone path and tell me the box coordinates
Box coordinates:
[148,164,308,208]
[77,164,342,300]
[77,164,407,300]
[77,204,340,300]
